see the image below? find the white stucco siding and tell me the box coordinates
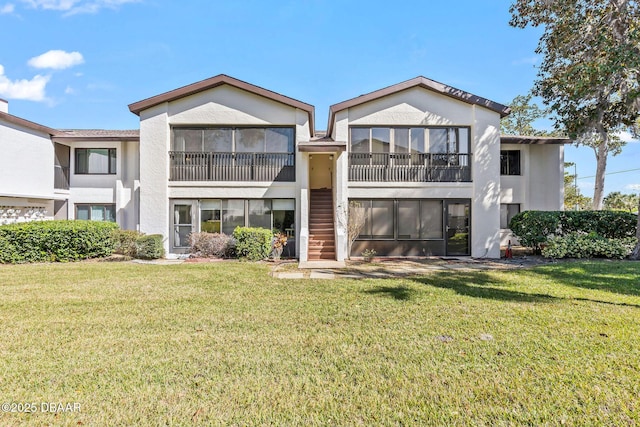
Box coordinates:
[347,87,474,127]
[528,144,564,211]
[0,120,54,199]
[168,85,299,126]
[139,104,171,249]
[138,84,311,254]
[471,106,502,258]
[499,144,528,206]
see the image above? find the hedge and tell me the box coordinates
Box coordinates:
[542,233,637,259]
[509,210,637,252]
[189,232,235,258]
[233,227,272,261]
[135,234,165,260]
[0,220,118,263]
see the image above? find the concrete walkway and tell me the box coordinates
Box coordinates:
[271,257,549,280]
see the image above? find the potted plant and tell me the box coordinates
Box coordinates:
[271,232,288,261]
[361,248,376,263]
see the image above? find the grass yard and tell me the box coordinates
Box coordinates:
[0,261,639,426]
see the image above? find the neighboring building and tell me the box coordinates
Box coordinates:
[0,75,569,259]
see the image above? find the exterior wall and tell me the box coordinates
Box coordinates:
[0,119,55,200]
[336,86,502,258]
[65,140,140,230]
[138,84,311,255]
[499,143,564,245]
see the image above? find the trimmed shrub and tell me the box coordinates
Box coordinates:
[135,234,165,260]
[0,220,118,263]
[233,227,272,261]
[113,229,142,257]
[542,233,637,259]
[189,232,234,258]
[510,210,637,252]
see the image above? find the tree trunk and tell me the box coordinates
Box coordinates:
[592,133,608,210]
[630,197,640,260]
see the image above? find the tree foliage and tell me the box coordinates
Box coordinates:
[603,191,640,212]
[501,94,551,135]
[564,169,592,210]
[510,0,640,210]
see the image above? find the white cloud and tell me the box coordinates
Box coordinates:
[617,130,638,143]
[0,3,15,13]
[64,85,75,94]
[625,183,640,192]
[20,0,138,15]
[28,50,84,70]
[0,64,50,102]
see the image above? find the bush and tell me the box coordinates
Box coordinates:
[136,234,165,260]
[233,227,272,261]
[113,229,142,257]
[189,232,234,258]
[542,233,637,259]
[510,210,637,252]
[0,220,118,263]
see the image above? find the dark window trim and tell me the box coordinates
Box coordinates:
[75,148,117,175]
[349,125,471,154]
[500,150,521,176]
[75,203,116,222]
[170,125,296,153]
[350,198,446,242]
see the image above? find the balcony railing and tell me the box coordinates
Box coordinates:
[169,151,295,182]
[54,165,70,190]
[349,153,472,182]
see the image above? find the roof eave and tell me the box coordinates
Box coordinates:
[0,111,56,136]
[128,74,315,134]
[326,76,511,136]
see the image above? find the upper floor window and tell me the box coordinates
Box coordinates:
[75,148,116,175]
[172,127,294,153]
[350,126,470,157]
[500,150,521,175]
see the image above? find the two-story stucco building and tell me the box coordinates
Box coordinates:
[0,75,569,260]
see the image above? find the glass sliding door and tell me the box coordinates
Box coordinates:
[445,201,470,256]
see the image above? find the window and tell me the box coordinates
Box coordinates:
[75,148,116,174]
[353,199,444,240]
[172,127,294,153]
[500,204,520,229]
[196,198,295,237]
[76,204,116,222]
[500,150,521,175]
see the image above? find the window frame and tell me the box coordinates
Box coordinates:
[500,150,521,176]
[349,126,471,155]
[500,203,521,229]
[75,204,116,222]
[75,148,117,175]
[351,198,446,241]
[171,126,296,154]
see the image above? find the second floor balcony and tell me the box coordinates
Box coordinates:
[349,152,472,183]
[169,151,295,182]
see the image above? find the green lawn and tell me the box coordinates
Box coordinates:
[0,261,639,426]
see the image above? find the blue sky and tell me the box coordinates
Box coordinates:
[1,0,638,196]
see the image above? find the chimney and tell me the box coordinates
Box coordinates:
[0,99,7,114]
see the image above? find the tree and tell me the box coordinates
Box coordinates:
[510,0,640,210]
[564,163,592,210]
[630,197,640,260]
[347,201,367,260]
[501,94,550,135]
[603,191,640,212]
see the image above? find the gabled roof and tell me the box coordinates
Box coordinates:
[327,76,511,136]
[128,74,315,132]
[53,129,140,142]
[0,111,57,136]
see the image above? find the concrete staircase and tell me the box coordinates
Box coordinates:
[308,189,335,260]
